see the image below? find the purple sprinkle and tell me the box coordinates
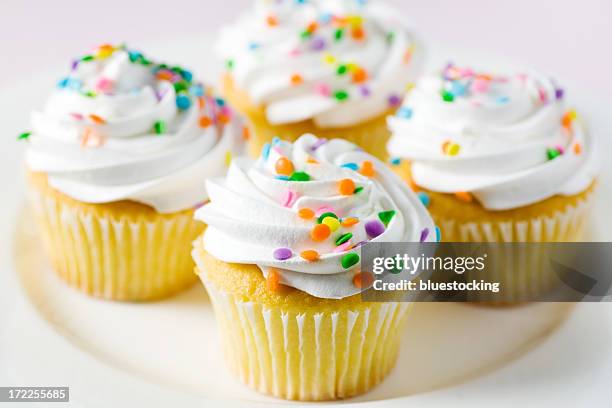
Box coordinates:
[365,220,385,238]
[311,138,328,151]
[420,228,430,242]
[354,240,369,248]
[555,88,565,100]
[359,86,371,97]
[388,94,402,107]
[71,59,79,71]
[273,247,293,261]
[311,37,326,51]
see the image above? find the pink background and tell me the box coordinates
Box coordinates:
[1,0,610,93]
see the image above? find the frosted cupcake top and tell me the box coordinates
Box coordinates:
[217,0,423,128]
[24,44,245,213]
[195,134,436,299]
[387,63,600,210]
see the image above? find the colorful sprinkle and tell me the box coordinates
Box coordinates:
[290,73,304,85]
[300,250,320,262]
[397,107,413,119]
[365,219,385,238]
[390,157,402,166]
[388,94,402,107]
[17,131,31,141]
[420,228,430,242]
[353,271,374,289]
[153,120,166,134]
[341,217,359,227]
[317,211,338,223]
[359,160,375,177]
[341,252,360,269]
[378,210,396,226]
[322,216,341,232]
[311,224,331,241]
[441,90,455,102]
[547,148,561,161]
[338,178,356,195]
[199,116,212,128]
[176,94,191,110]
[88,114,106,124]
[442,141,461,156]
[334,90,349,102]
[435,226,442,242]
[275,157,294,176]
[340,162,359,171]
[298,208,315,220]
[273,247,293,260]
[454,191,473,202]
[353,186,364,194]
[282,189,298,207]
[417,191,430,207]
[262,143,271,160]
[335,233,353,246]
[290,171,311,181]
[574,143,582,155]
[334,241,353,253]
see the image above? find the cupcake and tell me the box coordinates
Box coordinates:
[387,63,600,301]
[193,134,436,400]
[217,0,423,159]
[22,44,245,301]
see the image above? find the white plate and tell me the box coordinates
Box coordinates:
[1,34,611,407]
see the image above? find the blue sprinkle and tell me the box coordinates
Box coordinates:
[397,107,413,119]
[276,175,290,181]
[176,94,191,110]
[319,12,332,24]
[189,84,204,97]
[496,96,510,104]
[390,157,402,166]
[215,97,225,107]
[272,136,281,145]
[248,42,260,50]
[340,162,359,171]
[57,77,69,88]
[417,191,430,207]
[435,226,441,242]
[451,81,467,97]
[181,70,193,81]
[262,143,271,160]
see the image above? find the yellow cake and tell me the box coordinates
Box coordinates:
[217,0,423,159]
[193,135,436,400]
[22,44,244,301]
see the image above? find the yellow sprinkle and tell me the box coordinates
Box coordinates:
[323,53,336,65]
[225,151,232,167]
[322,216,340,232]
[405,82,415,92]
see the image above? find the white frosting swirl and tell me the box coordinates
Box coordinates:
[26,45,244,213]
[195,134,436,299]
[387,64,600,210]
[217,0,423,127]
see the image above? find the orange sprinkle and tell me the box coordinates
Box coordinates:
[306,156,319,164]
[217,114,230,124]
[275,157,294,176]
[351,68,368,84]
[338,178,356,195]
[351,26,365,40]
[562,114,572,129]
[353,271,374,289]
[242,126,250,140]
[266,269,281,292]
[341,217,359,227]
[300,250,320,262]
[403,48,413,64]
[574,143,582,155]
[454,191,473,203]
[311,224,331,242]
[89,114,105,124]
[157,71,173,81]
[307,21,318,33]
[298,208,314,219]
[199,116,212,128]
[290,73,303,86]
[198,96,206,109]
[359,160,375,177]
[266,15,278,26]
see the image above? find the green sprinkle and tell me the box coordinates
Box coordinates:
[81,55,94,62]
[82,90,97,98]
[289,171,311,181]
[547,148,561,160]
[378,210,396,226]
[441,90,454,102]
[226,59,235,70]
[317,212,338,224]
[335,233,353,246]
[300,30,312,39]
[154,120,166,134]
[17,131,31,141]
[341,252,360,269]
[173,80,188,93]
[386,31,396,43]
[334,28,344,41]
[337,64,348,75]
[354,186,364,194]
[334,90,349,101]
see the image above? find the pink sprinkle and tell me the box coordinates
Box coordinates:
[538,88,548,104]
[95,77,113,93]
[555,145,565,155]
[315,83,331,97]
[282,189,298,207]
[69,112,84,121]
[315,206,335,217]
[289,48,301,57]
[334,241,352,253]
[471,78,489,93]
[272,146,284,155]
